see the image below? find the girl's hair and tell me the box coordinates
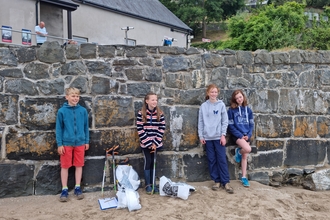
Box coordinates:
[141,92,163,123]
[205,84,220,101]
[230,89,248,108]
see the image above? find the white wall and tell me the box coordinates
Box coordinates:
[71,4,188,47]
[0,0,36,45]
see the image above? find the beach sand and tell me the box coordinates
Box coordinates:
[1,180,329,220]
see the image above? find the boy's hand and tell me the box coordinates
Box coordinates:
[58,146,65,155]
[85,144,90,151]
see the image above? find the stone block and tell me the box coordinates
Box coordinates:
[159,46,185,55]
[139,57,155,66]
[237,51,253,65]
[252,90,279,113]
[23,62,50,79]
[285,140,328,166]
[271,52,289,64]
[163,56,189,72]
[113,58,137,66]
[36,41,65,64]
[70,76,88,93]
[210,67,227,88]
[6,131,57,160]
[0,163,34,198]
[85,61,111,76]
[255,115,292,138]
[256,140,284,151]
[99,45,115,58]
[203,53,225,68]
[16,47,36,63]
[251,151,283,169]
[125,68,144,81]
[145,68,162,82]
[162,106,199,151]
[88,129,140,156]
[61,61,88,75]
[0,94,18,125]
[80,43,97,59]
[20,98,60,130]
[254,50,272,64]
[0,47,17,66]
[126,82,152,98]
[91,76,112,95]
[178,89,204,105]
[35,163,61,195]
[183,154,210,182]
[288,50,302,64]
[249,171,270,185]
[126,47,148,57]
[94,96,135,128]
[185,47,200,55]
[37,79,65,95]
[293,116,317,138]
[5,79,38,95]
[0,68,23,78]
[65,44,80,59]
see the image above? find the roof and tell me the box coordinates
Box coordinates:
[73,0,192,33]
[41,0,79,11]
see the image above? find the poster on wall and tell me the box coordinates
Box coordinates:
[2,25,12,43]
[22,29,32,45]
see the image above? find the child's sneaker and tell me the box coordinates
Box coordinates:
[59,189,68,202]
[241,177,250,187]
[234,148,242,163]
[74,187,84,200]
[146,185,152,194]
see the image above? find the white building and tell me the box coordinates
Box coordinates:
[0,0,193,48]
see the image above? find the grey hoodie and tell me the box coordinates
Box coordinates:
[198,99,228,141]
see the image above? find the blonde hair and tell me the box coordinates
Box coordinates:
[65,87,80,96]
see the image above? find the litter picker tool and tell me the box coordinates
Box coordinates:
[107,145,119,193]
[151,147,157,195]
[101,148,110,198]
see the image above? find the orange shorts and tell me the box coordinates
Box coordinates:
[60,145,85,168]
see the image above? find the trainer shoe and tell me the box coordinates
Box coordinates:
[146,185,152,194]
[241,177,250,187]
[234,148,242,163]
[212,182,221,191]
[74,187,84,200]
[59,189,68,202]
[224,183,234,194]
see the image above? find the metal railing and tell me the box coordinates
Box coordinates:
[1,27,86,46]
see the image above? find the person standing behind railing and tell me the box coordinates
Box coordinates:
[35,21,48,45]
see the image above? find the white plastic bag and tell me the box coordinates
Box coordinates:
[159,176,195,200]
[126,189,142,212]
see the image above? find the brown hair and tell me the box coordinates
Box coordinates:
[205,84,220,101]
[230,89,248,108]
[141,92,163,123]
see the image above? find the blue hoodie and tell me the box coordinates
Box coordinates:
[56,103,89,147]
[198,99,228,141]
[227,106,254,139]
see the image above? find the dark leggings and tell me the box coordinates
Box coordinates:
[142,148,155,170]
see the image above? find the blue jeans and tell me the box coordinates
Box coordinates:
[205,140,230,185]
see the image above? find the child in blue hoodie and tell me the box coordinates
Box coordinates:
[56,87,89,202]
[227,89,254,187]
[198,84,233,194]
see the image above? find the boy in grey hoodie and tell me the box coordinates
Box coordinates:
[198,84,233,194]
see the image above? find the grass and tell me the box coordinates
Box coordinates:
[191,30,230,44]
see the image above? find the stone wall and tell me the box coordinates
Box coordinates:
[1,41,330,198]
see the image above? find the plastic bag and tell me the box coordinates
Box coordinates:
[159,176,195,200]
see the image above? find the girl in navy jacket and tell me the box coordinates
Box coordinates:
[227,90,254,187]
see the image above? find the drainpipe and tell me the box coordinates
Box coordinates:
[67,11,72,39]
[35,0,40,25]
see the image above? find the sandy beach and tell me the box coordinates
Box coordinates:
[1,180,329,220]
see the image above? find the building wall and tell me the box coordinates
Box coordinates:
[71,4,187,47]
[1,1,189,47]
[1,42,330,197]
